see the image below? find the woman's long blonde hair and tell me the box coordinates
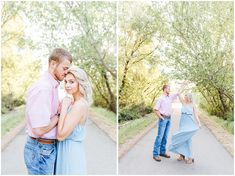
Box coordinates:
[68,67,93,106]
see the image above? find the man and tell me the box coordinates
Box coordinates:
[24,48,72,174]
[152,85,178,162]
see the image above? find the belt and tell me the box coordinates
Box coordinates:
[160,113,171,118]
[30,136,57,144]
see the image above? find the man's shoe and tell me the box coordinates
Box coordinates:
[153,156,161,162]
[160,153,171,158]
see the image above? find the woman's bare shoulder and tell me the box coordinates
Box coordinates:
[73,98,89,110]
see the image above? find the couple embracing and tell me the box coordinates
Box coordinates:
[24,48,92,174]
[153,84,201,164]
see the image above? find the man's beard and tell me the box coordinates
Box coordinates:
[54,69,62,81]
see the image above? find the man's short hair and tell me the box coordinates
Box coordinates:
[48,48,73,64]
[162,85,169,91]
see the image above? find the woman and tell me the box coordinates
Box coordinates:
[169,93,201,164]
[55,67,92,174]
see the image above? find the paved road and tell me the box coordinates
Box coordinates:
[1,119,116,175]
[119,104,234,175]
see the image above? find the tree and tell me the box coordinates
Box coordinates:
[3,1,117,113]
[151,1,234,118]
[1,1,41,113]
[119,2,167,108]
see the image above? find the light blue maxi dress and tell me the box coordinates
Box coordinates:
[55,123,87,175]
[169,105,199,158]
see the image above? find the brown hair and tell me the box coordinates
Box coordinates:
[162,85,169,91]
[48,48,73,64]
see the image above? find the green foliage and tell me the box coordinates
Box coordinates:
[224,111,234,121]
[119,108,142,122]
[119,113,156,145]
[1,55,41,113]
[1,106,25,136]
[1,2,42,112]
[152,2,234,117]
[119,2,233,125]
[200,107,233,135]
[119,104,153,122]
[90,106,116,124]
[119,2,168,110]
[23,1,117,112]
[1,1,117,113]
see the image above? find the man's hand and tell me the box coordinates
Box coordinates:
[160,116,164,120]
[155,110,164,120]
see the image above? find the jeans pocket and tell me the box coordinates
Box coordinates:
[24,144,36,168]
[40,145,56,161]
[39,145,56,173]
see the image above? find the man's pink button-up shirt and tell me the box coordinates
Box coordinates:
[154,93,178,116]
[26,72,59,139]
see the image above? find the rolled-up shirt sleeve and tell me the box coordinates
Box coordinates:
[27,89,52,128]
[154,98,162,111]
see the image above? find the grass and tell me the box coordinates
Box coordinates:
[119,113,156,145]
[200,109,234,134]
[1,105,25,136]
[90,106,116,125]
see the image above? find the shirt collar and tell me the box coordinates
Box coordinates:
[44,71,60,88]
[164,94,170,97]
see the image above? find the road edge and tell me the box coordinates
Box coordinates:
[1,119,26,151]
[88,112,116,143]
[118,121,156,159]
[199,111,234,156]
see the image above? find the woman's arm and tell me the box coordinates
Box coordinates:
[57,101,88,141]
[177,81,188,104]
[193,105,201,127]
[57,97,72,139]
[178,93,185,104]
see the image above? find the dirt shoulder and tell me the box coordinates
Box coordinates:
[88,111,116,143]
[199,111,234,156]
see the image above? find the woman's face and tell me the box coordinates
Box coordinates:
[64,73,79,95]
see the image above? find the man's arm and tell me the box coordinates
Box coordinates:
[28,87,58,138]
[153,98,164,120]
[32,115,59,137]
[154,109,164,120]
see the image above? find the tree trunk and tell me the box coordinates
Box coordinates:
[102,69,116,113]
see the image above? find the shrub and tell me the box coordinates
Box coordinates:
[118,108,142,122]
[118,104,153,122]
[224,111,234,121]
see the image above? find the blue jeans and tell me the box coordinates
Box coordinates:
[153,117,171,157]
[24,137,57,175]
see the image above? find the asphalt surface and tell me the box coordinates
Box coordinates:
[1,118,117,175]
[119,104,234,175]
